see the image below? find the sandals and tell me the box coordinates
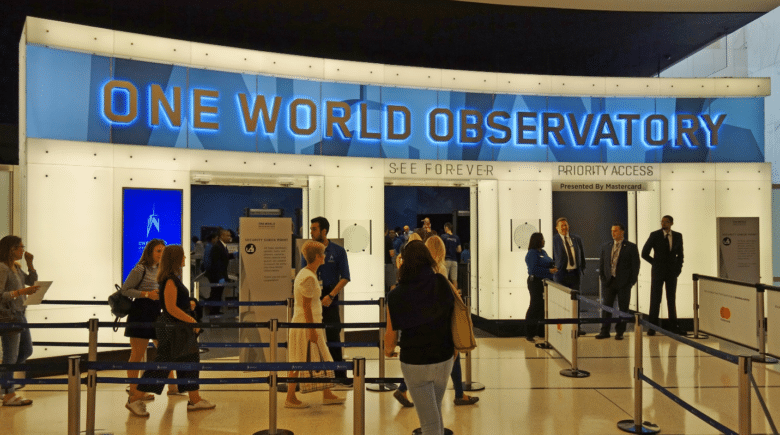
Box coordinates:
[2,395,32,406]
[167,389,186,396]
[284,400,310,409]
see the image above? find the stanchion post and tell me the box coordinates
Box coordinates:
[693,275,700,337]
[738,355,751,435]
[193,280,198,299]
[86,318,98,435]
[617,314,659,434]
[462,295,485,391]
[560,290,589,378]
[757,287,767,358]
[286,298,294,323]
[254,319,293,435]
[67,356,81,435]
[353,358,366,435]
[367,298,397,392]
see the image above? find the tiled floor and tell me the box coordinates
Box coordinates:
[2,333,779,435]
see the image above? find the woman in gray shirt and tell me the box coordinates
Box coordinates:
[0,235,39,406]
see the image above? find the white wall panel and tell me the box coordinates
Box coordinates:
[470,184,478,314]
[113,31,191,66]
[324,175,384,325]
[26,138,113,167]
[497,180,551,319]
[323,59,385,84]
[440,70,498,92]
[26,17,114,54]
[25,164,114,327]
[112,144,191,171]
[477,180,499,319]
[659,179,717,318]
[188,148,263,174]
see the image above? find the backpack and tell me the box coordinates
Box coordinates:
[108,267,146,331]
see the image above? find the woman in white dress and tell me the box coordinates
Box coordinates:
[285,240,345,408]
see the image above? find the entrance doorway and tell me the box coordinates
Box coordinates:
[552,191,628,297]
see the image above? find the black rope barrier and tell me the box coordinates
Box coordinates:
[198,300,286,306]
[41,300,108,305]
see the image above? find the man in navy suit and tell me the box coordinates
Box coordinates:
[552,217,587,335]
[596,223,640,340]
[552,217,586,290]
[641,215,684,335]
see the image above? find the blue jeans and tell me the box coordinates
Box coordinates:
[398,353,463,398]
[1,314,32,395]
[401,356,455,435]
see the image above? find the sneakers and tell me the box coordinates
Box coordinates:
[284,400,310,409]
[125,399,149,417]
[187,399,216,412]
[393,389,414,407]
[323,395,346,405]
[454,394,479,406]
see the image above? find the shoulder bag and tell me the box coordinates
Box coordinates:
[443,276,477,352]
[0,303,23,336]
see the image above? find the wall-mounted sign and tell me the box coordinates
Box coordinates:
[385,160,495,179]
[26,45,765,163]
[553,182,648,191]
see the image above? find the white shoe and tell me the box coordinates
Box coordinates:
[125,399,149,417]
[187,399,216,412]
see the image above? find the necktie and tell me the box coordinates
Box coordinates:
[611,243,620,277]
[665,232,671,251]
[565,236,575,268]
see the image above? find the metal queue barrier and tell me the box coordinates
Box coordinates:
[692,274,778,363]
[618,314,778,435]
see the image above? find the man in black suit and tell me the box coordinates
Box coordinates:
[552,217,588,335]
[206,228,234,315]
[596,223,640,340]
[641,215,684,335]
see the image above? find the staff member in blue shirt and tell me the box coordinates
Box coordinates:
[524,233,557,342]
[302,216,351,383]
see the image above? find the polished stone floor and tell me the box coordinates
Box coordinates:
[2,332,779,435]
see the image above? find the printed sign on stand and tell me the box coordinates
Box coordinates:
[699,279,758,350]
[717,217,760,283]
[239,217,292,363]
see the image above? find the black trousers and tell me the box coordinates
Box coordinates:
[648,272,678,330]
[322,304,346,379]
[206,277,224,314]
[600,280,631,335]
[525,277,545,338]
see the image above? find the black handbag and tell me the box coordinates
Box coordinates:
[109,267,146,331]
[158,313,200,360]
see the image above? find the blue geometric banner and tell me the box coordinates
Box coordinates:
[26,44,765,163]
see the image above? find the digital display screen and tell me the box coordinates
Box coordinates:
[122,188,183,280]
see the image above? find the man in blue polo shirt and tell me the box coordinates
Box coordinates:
[302,216,351,383]
[440,222,462,289]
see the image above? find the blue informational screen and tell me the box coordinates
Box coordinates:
[122,188,183,281]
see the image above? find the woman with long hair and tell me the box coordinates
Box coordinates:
[385,240,455,434]
[425,236,478,406]
[0,235,40,406]
[284,240,345,408]
[126,245,215,417]
[121,239,180,400]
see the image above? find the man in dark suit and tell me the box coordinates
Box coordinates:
[206,228,234,315]
[552,217,587,335]
[552,217,586,290]
[596,223,640,340]
[641,215,684,335]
